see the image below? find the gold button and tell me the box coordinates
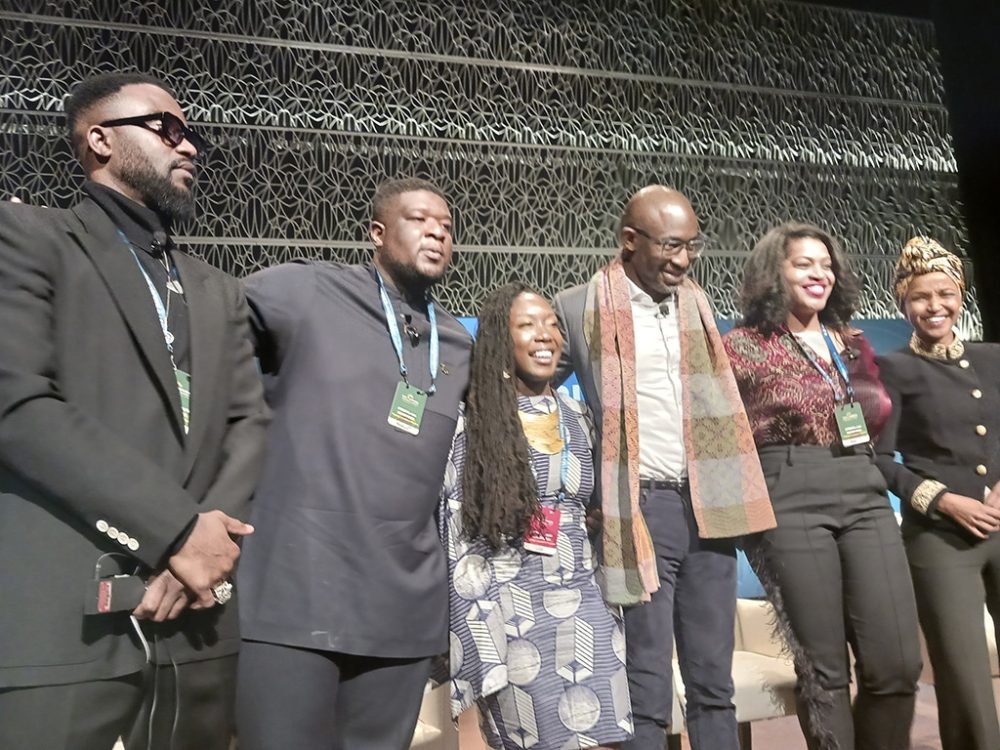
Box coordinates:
[972,389,983,399]
[976,464,988,476]
[960,359,970,368]
[977,425,988,436]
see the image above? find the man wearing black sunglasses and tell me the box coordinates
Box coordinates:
[99,110,211,155]
[0,72,268,750]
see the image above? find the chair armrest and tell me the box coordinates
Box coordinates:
[735,598,787,659]
[410,680,458,750]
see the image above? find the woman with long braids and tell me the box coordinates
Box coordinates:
[443,282,632,750]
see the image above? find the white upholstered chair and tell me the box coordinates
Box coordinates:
[409,680,459,750]
[667,598,798,750]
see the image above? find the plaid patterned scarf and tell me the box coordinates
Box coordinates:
[584,259,775,606]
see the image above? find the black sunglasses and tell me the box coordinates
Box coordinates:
[98,111,210,154]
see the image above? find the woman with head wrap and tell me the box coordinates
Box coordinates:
[723,223,921,750]
[875,236,1000,750]
[443,282,631,749]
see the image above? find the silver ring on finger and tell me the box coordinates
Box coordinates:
[211,580,233,605]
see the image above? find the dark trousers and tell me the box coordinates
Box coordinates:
[0,655,233,750]
[0,672,144,750]
[620,485,739,750]
[904,523,1000,750]
[235,640,433,750]
[755,446,921,750]
[125,654,238,750]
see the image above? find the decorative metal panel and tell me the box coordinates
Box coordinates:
[0,0,979,334]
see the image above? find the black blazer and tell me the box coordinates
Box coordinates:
[875,342,1000,535]
[0,199,269,688]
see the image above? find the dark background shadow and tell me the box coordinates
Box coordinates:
[805,0,1000,339]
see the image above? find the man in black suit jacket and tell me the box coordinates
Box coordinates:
[0,72,269,750]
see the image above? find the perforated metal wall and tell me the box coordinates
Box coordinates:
[0,1,978,332]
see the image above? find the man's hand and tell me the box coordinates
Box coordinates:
[585,506,603,537]
[938,491,1000,539]
[168,510,253,608]
[132,570,191,622]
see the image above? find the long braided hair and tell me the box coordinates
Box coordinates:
[461,282,542,550]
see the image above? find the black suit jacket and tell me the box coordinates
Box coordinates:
[0,198,269,688]
[875,342,1000,537]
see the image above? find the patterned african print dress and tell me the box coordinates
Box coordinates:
[444,393,633,749]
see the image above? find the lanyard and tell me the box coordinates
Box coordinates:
[527,396,573,502]
[123,236,176,355]
[375,268,438,394]
[553,397,572,502]
[126,243,190,435]
[788,325,854,402]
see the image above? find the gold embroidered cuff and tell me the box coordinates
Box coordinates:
[911,479,947,515]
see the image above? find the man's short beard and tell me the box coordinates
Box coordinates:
[378,251,446,296]
[116,141,196,225]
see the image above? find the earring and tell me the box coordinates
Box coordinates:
[502,370,511,380]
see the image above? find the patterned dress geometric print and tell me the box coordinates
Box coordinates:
[444,393,633,749]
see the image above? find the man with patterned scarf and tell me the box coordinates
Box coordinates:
[553,185,776,750]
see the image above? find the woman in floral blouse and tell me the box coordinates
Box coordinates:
[722,222,921,750]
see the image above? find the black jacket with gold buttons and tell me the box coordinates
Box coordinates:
[875,342,1000,535]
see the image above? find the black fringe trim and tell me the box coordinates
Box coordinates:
[742,536,842,750]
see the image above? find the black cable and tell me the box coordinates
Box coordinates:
[165,637,180,750]
[146,635,159,750]
[144,633,182,750]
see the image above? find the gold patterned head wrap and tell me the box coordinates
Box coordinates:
[893,236,965,311]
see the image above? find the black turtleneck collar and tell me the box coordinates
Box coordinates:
[84,180,191,372]
[83,180,170,257]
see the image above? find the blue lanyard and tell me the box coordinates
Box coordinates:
[122,233,191,435]
[553,397,571,502]
[375,268,438,394]
[790,325,854,402]
[122,232,175,355]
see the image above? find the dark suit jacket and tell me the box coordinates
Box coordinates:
[553,282,607,515]
[875,343,1000,537]
[553,283,603,422]
[0,198,268,688]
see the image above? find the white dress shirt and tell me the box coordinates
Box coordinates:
[628,278,687,480]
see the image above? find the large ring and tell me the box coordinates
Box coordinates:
[211,580,233,605]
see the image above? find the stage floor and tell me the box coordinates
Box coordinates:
[457,678,1000,749]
